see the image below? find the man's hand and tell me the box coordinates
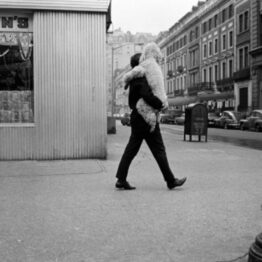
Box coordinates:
[161,100,168,111]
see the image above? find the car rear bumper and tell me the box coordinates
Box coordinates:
[228,123,240,128]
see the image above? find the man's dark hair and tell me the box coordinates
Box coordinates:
[130,53,141,68]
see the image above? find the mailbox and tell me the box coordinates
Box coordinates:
[184,103,208,142]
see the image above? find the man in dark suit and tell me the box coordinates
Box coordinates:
[115,53,187,190]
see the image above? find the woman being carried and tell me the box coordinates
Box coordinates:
[123,42,168,132]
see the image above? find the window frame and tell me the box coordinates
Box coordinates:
[228,30,233,48]
[237,45,249,70]
[221,33,227,51]
[214,14,218,28]
[221,61,227,79]
[208,40,213,57]
[228,59,233,77]
[214,37,218,54]
[214,63,219,82]
[203,43,207,59]
[222,8,226,23]
[238,10,249,34]
[228,4,233,18]
[0,12,34,125]
[203,68,207,82]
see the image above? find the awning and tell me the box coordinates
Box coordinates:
[168,96,198,106]
[198,91,234,101]
[168,92,234,106]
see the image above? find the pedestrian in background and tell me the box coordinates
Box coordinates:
[115,52,187,190]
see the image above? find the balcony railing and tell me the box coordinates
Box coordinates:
[216,77,234,86]
[233,67,250,81]
[217,85,234,92]
[250,46,262,57]
[216,77,234,92]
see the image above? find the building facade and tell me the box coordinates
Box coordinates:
[201,0,235,111]
[157,0,260,113]
[250,0,262,109]
[158,1,205,110]
[234,0,252,113]
[0,0,111,160]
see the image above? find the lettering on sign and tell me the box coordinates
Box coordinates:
[0,14,32,32]
[2,17,29,29]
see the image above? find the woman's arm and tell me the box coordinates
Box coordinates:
[139,78,163,110]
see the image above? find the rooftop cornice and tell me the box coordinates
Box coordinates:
[160,0,232,48]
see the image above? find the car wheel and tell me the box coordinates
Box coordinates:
[255,125,261,132]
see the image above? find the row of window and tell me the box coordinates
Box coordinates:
[203,30,233,58]
[166,31,234,72]
[167,44,249,89]
[202,60,233,83]
[167,44,249,75]
[167,54,187,72]
[167,59,234,92]
[167,75,186,94]
[166,7,249,57]
[167,35,187,56]
[238,11,249,34]
[189,26,199,43]
[202,4,234,34]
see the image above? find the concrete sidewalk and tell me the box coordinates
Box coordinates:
[0,122,261,262]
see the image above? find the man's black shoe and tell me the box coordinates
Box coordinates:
[115,180,136,190]
[167,177,187,190]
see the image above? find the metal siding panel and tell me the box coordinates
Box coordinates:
[0,0,110,12]
[0,11,107,160]
[0,126,34,160]
[34,11,107,159]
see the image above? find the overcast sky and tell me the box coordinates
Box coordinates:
[111,0,201,35]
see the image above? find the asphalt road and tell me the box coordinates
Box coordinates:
[161,124,262,150]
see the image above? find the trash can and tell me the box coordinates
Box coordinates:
[184,103,208,142]
[248,232,262,262]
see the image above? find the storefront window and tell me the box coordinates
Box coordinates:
[0,13,33,123]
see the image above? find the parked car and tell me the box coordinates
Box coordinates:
[239,109,262,132]
[175,113,185,125]
[121,113,131,126]
[214,111,242,129]
[208,112,219,127]
[160,109,182,124]
[160,113,171,124]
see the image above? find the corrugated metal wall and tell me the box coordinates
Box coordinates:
[0,125,35,160]
[0,11,107,160]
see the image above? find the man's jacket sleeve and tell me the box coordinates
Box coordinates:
[139,79,163,110]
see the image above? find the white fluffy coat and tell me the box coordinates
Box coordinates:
[123,42,168,132]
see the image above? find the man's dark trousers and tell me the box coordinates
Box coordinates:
[116,123,175,184]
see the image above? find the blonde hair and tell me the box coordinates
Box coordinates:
[139,42,163,63]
